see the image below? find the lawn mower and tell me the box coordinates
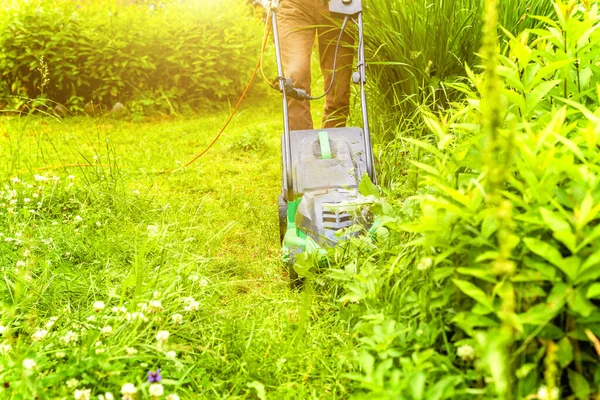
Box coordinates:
[269,0,377,287]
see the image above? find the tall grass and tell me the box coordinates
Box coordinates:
[363,0,556,119]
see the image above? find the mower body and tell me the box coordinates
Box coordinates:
[279,128,373,263]
[270,0,376,286]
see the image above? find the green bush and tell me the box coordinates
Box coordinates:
[327,1,600,398]
[0,0,262,113]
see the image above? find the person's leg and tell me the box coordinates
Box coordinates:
[277,0,316,131]
[317,9,354,129]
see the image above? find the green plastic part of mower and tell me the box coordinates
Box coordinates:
[283,198,306,255]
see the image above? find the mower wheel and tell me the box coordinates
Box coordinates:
[278,195,287,244]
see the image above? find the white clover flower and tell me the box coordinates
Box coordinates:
[101,326,113,336]
[93,301,105,312]
[0,343,12,355]
[125,347,138,356]
[96,221,101,227]
[10,177,20,183]
[149,383,164,397]
[98,393,115,400]
[137,302,148,311]
[126,312,148,322]
[188,275,199,282]
[184,299,199,312]
[66,378,79,389]
[417,257,433,271]
[23,198,31,204]
[165,350,176,360]
[32,329,49,341]
[199,278,208,288]
[45,317,58,329]
[121,383,137,398]
[23,249,30,258]
[60,331,79,345]
[133,190,140,196]
[74,388,91,400]
[537,385,560,400]
[156,330,170,343]
[23,358,36,370]
[34,175,49,182]
[166,395,180,400]
[153,291,160,299]
[149,300,163,313]
[172,314,183,325]
[147,225,160,238]
[55,351,66,359]
[112,306,127,314]
[86,315,97,322]
[73,215,83,223]
[16,260,26,268]
[457,344,475,361]
[0,325,6,335]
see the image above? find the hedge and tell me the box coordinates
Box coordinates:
[0,0,263,112]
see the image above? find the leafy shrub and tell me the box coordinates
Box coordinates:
[329,1,600,398]
[0,0,262,112]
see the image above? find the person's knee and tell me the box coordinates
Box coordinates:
[286,65,311,91]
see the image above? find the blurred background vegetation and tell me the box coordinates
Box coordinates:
[0,0,263,115]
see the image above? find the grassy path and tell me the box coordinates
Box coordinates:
[0,99,356,399]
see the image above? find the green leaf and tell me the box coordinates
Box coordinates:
[359,350,375,377]
[586,283,600,299]
[453,279,495,313]
[519,283,568,325]
[557,337,573,368]
[425,376,458,400]
[409,372,426,400]
[457,267,497,283]
[452,312,498,336]
[481,215,499,239]
[523,238,576,281]
[540,207,571,233]
[516,363,537,379]
[358,174,379,197]
[567,288,596,318]
[246,382,266,400]
[568,369,591,400]
[432,267,454,282]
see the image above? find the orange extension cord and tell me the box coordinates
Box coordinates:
[158,10,275,174]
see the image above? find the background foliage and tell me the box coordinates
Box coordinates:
[0,0,262,113]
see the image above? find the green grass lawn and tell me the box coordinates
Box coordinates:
[0,93,358,399]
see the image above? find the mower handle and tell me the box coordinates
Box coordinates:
[270,7,295,202]
[271,0,376,202]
